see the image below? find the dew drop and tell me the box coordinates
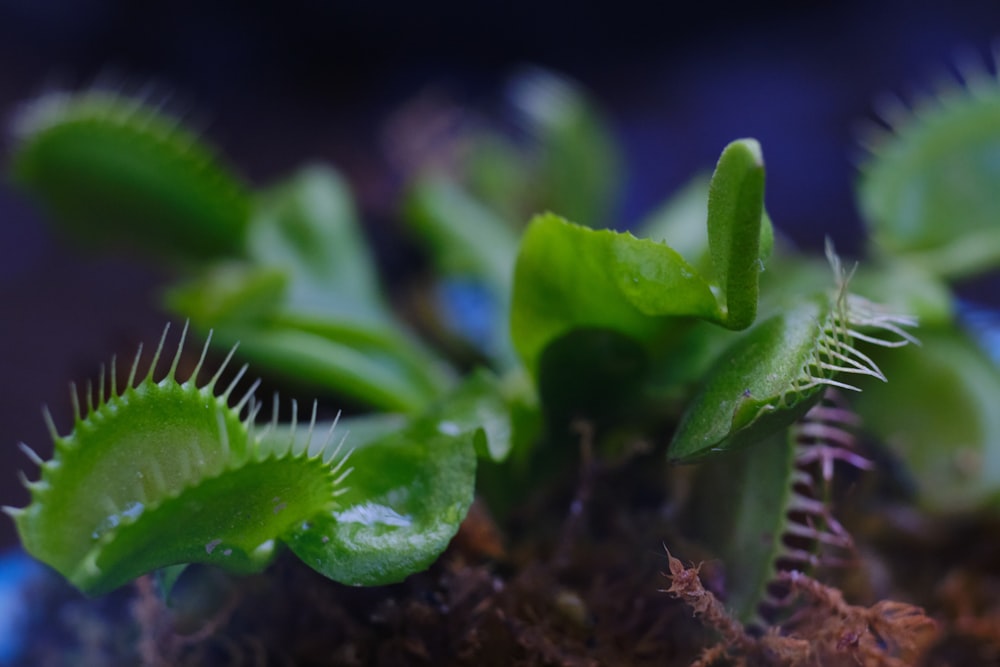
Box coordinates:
[437,421,460,436]
[253,540,275,560]
[122,501,143,521]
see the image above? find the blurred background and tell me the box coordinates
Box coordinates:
[2,0,999,549]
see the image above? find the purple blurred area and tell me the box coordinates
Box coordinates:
[2,0,1000,549]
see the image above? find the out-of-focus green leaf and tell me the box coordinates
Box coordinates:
[853,327,1000,513]
[760,255,953,329]
[509,69,622,229]
[168,165,453,412]
[848,260,953,328]
[404,175,523,367]
[462,133,531,226]
[858,79,1000,279]
[10,91,251,262]
[247,164,391,326]
[404,174,519,295]
[195,325,446,413]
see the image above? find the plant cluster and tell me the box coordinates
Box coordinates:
[6,58,1000,662]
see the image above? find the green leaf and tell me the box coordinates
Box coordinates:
[461,133,533,224]
[669,297,830,462]
[510,214,723,378]
[403,175,521,367]
[10,328,344,596]
[283,425,472,586]
[283,371,511,585]
[404,175,519,294]
[187,325,446,414]
[669,286,914,463]
[247,165,387,325]
[637,170,773,282]
[858,72,1000,279]
[852,327,1000,513]
[509,69,622,229]
[168,165,453,412]
[81,455,335,595]
[10,91,251,262]
[11,329,508,595]
[635,173,714,273]
[509,140,770,380]
[707,138,768,329]
[760,255,953,330]
[536,328,649,433]
[688,430,798,622]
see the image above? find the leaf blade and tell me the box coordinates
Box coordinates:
[707,138,767,329]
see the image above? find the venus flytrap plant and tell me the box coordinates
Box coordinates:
[650,205,922,621]
[685,403,867,625]
[6,321,506,596]
[668,246,917,462]
[656,46,1000,636]
[858,48,1000,280]
[5,78,925,655]
[168,164,454,413]
[671,260,917,622]
[12,90,453,414]
[844,48,1000,514]
[8,322,328,595]
[509,138,772,411]
[493,124,914,627]
[11,90,252,261]
[402,70,622,368]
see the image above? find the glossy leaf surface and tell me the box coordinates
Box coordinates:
[511,214,721,378]
[511,139,770,379]
[283,369,509,585]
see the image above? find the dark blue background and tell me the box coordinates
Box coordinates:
[2,0,999,547]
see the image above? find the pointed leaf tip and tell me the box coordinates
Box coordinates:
[707,138,767,330]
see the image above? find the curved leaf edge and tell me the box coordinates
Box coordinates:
[6,324,360,596]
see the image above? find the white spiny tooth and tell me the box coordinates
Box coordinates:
[18,442,45,467]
